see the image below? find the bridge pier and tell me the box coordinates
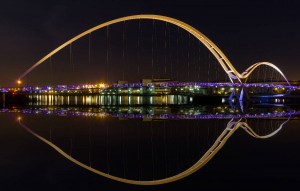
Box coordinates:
[229,86,249,102]
[228,85,250,113]
[239,86,249,102]
[229,89,235,102]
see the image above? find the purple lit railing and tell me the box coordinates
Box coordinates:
[1,82,299,93]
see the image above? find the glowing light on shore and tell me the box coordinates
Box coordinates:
[99,83,106,88]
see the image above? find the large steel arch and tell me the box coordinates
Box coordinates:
[17,14,242,83]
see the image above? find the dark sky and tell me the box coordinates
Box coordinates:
[0,0,299,86]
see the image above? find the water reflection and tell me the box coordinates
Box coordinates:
[2,104,299,119]
[9,104,297,185]
[28,95,190,106]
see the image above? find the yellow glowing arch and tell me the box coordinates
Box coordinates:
[242,62,291,85]
[17,14,242,83]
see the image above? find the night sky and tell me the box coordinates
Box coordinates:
[0,0,299,86]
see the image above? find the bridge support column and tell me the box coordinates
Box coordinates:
[238,86,249,102]
[228,89,237,112]
[229,89,235,102]
[228,86,249,113]
[238,86,250,113]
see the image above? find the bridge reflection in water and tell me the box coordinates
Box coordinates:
[12,104,297,185]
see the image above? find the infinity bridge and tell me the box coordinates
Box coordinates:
[6,14,295,102]
[1,15,297,187]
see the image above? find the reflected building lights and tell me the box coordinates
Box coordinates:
[1,104,298,120]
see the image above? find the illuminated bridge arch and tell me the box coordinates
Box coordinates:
[241,61,291,86]
[17,14,244,83]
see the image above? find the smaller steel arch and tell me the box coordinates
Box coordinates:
[241,62,291,86]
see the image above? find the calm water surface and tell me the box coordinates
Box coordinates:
[0,104,300,190]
